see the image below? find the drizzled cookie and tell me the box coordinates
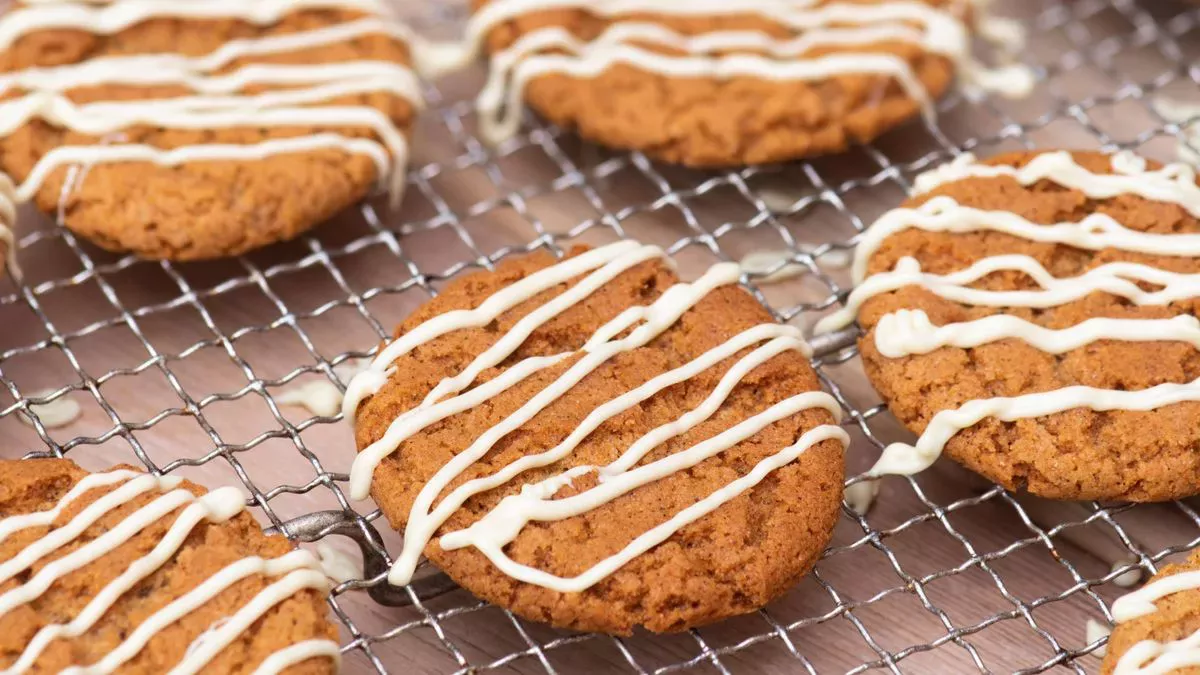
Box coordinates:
[0,458,338,674]
[437,0,1032,166]
[819,149,1200,501]
[1105,549,1200,674]
[344,243,847,634]
[0,0,421,260]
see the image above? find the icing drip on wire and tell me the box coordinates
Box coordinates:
[739,247,853,285]
[0,469,337,674]
[0,0,425,234]
[827,152,1200,479]
[426,0,1034,145]
[1109,567,1200,674]
[344,243,846,591]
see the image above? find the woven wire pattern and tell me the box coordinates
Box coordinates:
[1,0,1200,672]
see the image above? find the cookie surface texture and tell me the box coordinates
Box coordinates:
[820,149,1200,502]
[0,458,339,674]
[468,0,967,166]
[1104,549,1200,674]
[350,244,847,634]
[0,0,419,260]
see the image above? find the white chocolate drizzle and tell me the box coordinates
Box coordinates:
[344,243,847,591]
[1109,566,1200,674]
[0,468,337,673]
[870,377,1200,476]
[437,0,1034,145]
[826,152,1200,478]
[874,309,1200,358]
[0,0,424,231]
[912,151,1200,216]
[819,255,1200,334]
[341,240,659,422]
[847,194,1200,287]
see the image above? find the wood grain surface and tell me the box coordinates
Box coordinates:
[2,0,1200,673]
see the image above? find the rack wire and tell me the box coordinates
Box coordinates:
[2,0,1200,672]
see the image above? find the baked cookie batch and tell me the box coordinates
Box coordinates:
[0,459,339,674]
[0,0,1196,672]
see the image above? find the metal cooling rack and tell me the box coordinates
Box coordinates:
[3,0,1200,672]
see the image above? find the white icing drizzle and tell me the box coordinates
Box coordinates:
[912,151,1200,217]
[819,255,1200,334]
[0,0,388,49]
[874,309,1200,358]
[444,0,1033,145]
[1110,567,1200,674]
[342,240,658,423]
[0,468,142,545]
[386,261,747,584]
[251,640,343,675]
[871,377,1200,476]
[346,243,847,592]
[0,0,423,227]
[6,486,245,673]
[440,417,846,592]
[0,17,414,94]
[831,152,1200,479]
[0,469,335,673]
[848,194,1200,286]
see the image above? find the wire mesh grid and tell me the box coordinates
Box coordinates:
[2,0,1200,672]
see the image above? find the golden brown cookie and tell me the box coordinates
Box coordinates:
[348,244,847,634]
[820,149,1200,501]
[0,458,338,674]
[0,2,418,260]
[466,0,971,166]
[1104,549,1200,674]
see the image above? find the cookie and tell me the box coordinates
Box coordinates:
[0,0,420,260]
[443,0,1032,166]
[0,458,339,674]
[344,242,847,634]
[816,149,1200,502]
[1104,549,1200,674]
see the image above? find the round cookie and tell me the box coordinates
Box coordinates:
[1104,549,1200,674]
[0,0,419,260]
[456,0,1025,166]
[817,149,1200,502]
[0,458,339,674]
[346,242,847,634]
